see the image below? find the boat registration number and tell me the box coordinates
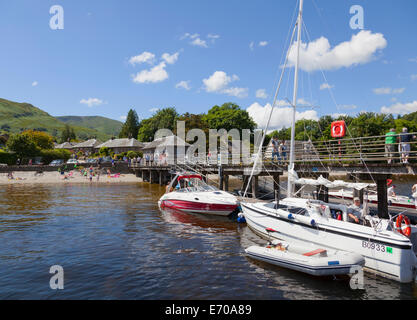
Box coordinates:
[362,240,389,253]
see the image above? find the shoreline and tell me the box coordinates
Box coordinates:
[0,171,141,185]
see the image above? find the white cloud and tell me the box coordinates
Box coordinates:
[176,80,191,90]
[256,89,268,99]
[202,71,247,98]
[373,87,405,95]
[31,81,38,87]
[222,87,249,98]
[181,33,199,40]
[120,115,127,121]
[247,102,318,131]
[249,41,255,51]
[207,34,220,43]
[80,98,104,107]
[411,74,417,81]
[202,71,238,92]
[381,101,417,115]
[162,52,179,65]
[132,62,168,84]
[332,113,348,118]
[287,30,387,72]
[129,51,156,65]
[319,83,334,90]
[409,57,417,63]
[191,38,208,48]
[259,41,268,47]
[182,33,219,48]
[149,108,160,113]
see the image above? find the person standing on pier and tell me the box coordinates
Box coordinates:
[280,140,287,163]
[271,136,280,163]
[399,127,416,164]
[385,128,397,164]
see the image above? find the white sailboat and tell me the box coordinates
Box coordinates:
[241,0,417,283]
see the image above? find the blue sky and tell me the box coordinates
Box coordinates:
[0,0,416,130]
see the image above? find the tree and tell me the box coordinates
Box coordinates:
[60,124,76,143]
[119,109,140,139]
[6,133,39,158]
[22,130,54,150]
[202,103,256,133]
[99,147,111,156]
[137,107,179,142]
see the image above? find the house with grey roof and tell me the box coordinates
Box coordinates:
[142,135,190,165]
[71,139,102,155]
[95,138,145,154]
[54,142,74,150]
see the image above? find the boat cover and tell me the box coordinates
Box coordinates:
[289,170,376,191]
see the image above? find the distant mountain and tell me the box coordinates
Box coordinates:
[56,116,123,137]
[0,98,113,141]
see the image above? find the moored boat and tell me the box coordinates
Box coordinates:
[158,172,239,216]
[245,237,365,277]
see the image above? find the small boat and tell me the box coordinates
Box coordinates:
[245,235,365,277]
[159,172,239,216]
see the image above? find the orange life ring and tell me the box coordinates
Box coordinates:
[395,215,411,237]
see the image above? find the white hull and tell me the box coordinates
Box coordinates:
[241,199,417,283]
[245,242,365,277]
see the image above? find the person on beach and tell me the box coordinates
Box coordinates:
[7,172,14,180]
[96,170,100,181]
[385,128,397,164]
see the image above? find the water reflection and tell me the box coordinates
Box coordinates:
[0,182,415,299]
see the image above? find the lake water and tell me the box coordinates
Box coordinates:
[0,182,416,299]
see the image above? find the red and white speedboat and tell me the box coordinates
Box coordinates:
[158,173,239,216]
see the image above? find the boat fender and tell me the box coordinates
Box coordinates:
[287,213,294,220]
[237,213,246,223]
[310,219,316,226]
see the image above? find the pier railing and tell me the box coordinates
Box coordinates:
[129,132,417,168]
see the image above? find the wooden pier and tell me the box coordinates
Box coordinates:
[130,161,417,219]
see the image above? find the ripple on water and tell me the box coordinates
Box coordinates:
[0,183,416,299]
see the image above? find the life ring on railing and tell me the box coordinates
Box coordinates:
[395,214,411,237]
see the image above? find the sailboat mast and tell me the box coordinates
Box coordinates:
[287,0,304,198]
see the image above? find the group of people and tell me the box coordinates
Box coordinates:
[385,127,416,164]
[271,137,287,164]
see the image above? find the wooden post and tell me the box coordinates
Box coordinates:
[252,176,258,199]
[219,165,224,190]
[159,171,163,185]
[224,174,229,192]
[273,174,280,204]
[377,177,389,219]
[149,170,153,184]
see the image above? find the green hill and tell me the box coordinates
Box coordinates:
[0,98,113,141]
[56,116,122,137]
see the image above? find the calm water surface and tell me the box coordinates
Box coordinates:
[0,182,416,299]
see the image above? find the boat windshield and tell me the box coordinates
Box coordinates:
[175,177,217,193]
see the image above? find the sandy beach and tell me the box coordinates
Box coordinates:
[0,170,141,185]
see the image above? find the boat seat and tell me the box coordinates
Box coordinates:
[303,249,327,257]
